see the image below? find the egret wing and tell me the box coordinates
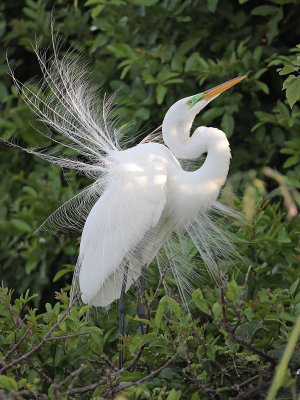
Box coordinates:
[78,161,167,306]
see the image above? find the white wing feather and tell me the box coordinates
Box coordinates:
[79,157,167,306]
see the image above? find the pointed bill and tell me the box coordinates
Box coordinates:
[202,75,246,100]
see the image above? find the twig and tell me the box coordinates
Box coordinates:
[192,327,235,381]
[63,365,87,399]
[210,249,277,367]
[56,365,86,389]
[223,323,276,366]
[178,336,215,396]
[101,354,118,371]
[67,378,107,395]
[8,303,26,328]
[229,375,270,400]
[47,330,95,341]
[233,265,252,331]
[21,356,56,386]
[240,265,251,306]
[0,294,80,374]
[112,352,179,393]
[0,327,31,366]
[121,345,145,372]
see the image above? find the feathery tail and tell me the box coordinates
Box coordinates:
[6,34,123,234]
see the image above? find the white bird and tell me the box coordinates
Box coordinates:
[7,41,245,311]
[78,77,245,308]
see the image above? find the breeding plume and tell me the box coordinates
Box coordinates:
[8,41,245,310]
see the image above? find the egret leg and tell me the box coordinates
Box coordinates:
[119,261,129,370]
[137,264,152,374]
[137,264,147,335]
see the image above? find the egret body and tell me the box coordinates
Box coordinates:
[8,44,245,310]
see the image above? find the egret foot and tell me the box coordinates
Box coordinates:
[119,261,129,369]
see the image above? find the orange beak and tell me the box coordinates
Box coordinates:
[202,75,246,100]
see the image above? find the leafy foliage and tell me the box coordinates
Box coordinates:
[0,0,300,398]
[0,264,299,399]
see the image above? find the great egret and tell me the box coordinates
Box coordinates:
[8,42,245,365]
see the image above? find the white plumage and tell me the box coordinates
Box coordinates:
[7,39,245,307]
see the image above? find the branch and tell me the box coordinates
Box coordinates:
[112,352,178,394]
[67,378,107,395]
[0,327,31,366]
[0,294,81,374]
[210,249,277,367]
[178,336,215,396]
[192,327,238,384]
[224,327,277,366]
[101,354,118,371]
[233,265,252,331]
[229,375,271,400]
[8,303,26,328]
[47,330,95,341]
[21,356,56,386]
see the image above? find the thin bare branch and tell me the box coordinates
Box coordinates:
[0,327,31,366]
[113,352,179,393]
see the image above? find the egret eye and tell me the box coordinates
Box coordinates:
[187,100,192,105]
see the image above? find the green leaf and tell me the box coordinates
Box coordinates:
[132,0,159,5]
[120,64,132,79]
[283,155,299,168]
[277,228,291,243]
[23,7,37,20]
[155,296,167,327]
[236,321,263,341]
[107,43,134,58]
[166,389,182,400]
[85,0,103,6]
[221,113,235,137]
[159,367,173,380]
[282,312,297,323]
[91,4,105,18]
[0,82,8,99]
[290,279,299,295]
[135,107,150,120]
[255,80,270,94]
[156,85,168,104]
[279,65,295,75]
[201,107,224,123]
[207,0,218,13]
[192,289,210,314]
[177,38,200,56]
[283,75,300,109]
[166,297,183,320]
[251,5,278,16]
[129,332,156,353]
[25,260,37,274]
[0,375,18,391]
[53,268,72,282]
[196,370,207,380]
[11,218,32,233]
[212,302,222,319]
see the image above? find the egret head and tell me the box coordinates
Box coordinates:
[165,75,246,123]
